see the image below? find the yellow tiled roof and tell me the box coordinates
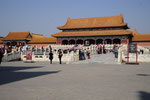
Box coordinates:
[29,34,56,43]
[3,32,31,41]
[58,14,129,29]
[132,34,150,41]
[52,30,132,37]
[0,38,3,43]
[130,30,140,36]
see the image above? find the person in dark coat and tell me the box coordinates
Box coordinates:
[49,50,53,64]
[58,49,63,64]
[103,45,106,54]
[0,49,4,65]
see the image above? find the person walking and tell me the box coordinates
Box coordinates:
[103,45,106,54]
[114,46,118,58]
[49,50,53,64]
[0,49,4,65]
[58,49,63,64]
[86,48,90,59]
[99,44,102,54]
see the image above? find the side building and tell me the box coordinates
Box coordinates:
[2,32,56,47]
[28,34,56,47]
[131,30,150,47]
[0,37,3,47]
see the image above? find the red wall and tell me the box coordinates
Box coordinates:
[132,42,150,46]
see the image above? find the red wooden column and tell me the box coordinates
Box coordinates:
[24,42,26,46]
[61,40,62,45]
[10,42,12,46]
[112,39,113,44]
[103,40,105,44]
[75,40,77,45]
[68,40,69,45]
[126,39,128,44]
[127,39,129,63]
[95,40,97,45]
[3,42,4,46]
[136,44,138,63]
[120,39,122,44]
[56,40,58,45]
[83,40,84,45]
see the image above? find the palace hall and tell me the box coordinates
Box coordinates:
[52,14,132,45]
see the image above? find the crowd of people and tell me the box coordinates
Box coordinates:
[96,44,120,58]
[48,44,121,64]
[96,44,106,54]
[0,44,129,65]
[0,46,13,65]
[48,49,63,64]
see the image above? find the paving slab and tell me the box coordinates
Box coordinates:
[72,53,117,64]
[0,61,150,100]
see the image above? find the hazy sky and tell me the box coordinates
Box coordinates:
[0,0,150,37]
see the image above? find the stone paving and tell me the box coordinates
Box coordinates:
[72,52,117,64]
[0,58,150,100]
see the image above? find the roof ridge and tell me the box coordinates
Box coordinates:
[69,15,122,20]
[57,14,128,30]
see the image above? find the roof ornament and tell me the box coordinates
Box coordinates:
[27,30,30,32]
[120,13,123,17]
[67,17,70,20]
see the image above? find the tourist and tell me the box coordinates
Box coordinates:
[79,49,85,60]
[49,50,53,64]
[81,49,86,60]
[0,49,4,65]
[7,46,11,53]
[49,45,52,51]
[79,49,82,60]
[114,46,118,58]
[99,44,102,54]
[58,49,63,64]
[103,45,106,54]
[140,49,144,54]
[42,46,44,52]
[86,48,90,59]
[96,46,100,54]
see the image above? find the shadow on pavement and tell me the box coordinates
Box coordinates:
[136,74,150,76]
[0,66,61,85]
[0,66,42,72]
[138,91,150,100]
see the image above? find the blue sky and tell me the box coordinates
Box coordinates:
[0,0,150,37]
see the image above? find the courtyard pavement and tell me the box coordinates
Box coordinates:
[72,53,117,64]
[0,56,150,100]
